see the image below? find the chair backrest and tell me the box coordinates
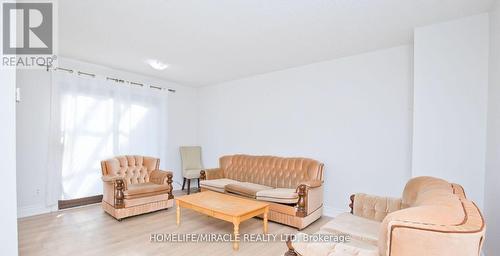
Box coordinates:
[101,155,159,185]
[180,146,203,173]
[219,154,324,189]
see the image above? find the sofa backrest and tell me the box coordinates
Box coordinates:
[379,176,485,256]
[218,154,324,189]
[401,176,455,208]
[101,155,159,185]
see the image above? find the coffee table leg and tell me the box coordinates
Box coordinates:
[233,221,240,250]
[263,207,269,234]
[176,205,180,226]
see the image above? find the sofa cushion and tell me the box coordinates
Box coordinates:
[123,182,170,199]
[320,213,381,246]
[124,193,170,208]
[225,182,273,198]
[184,168,202,179]
[256,188,299,204]
[200,178,240,193]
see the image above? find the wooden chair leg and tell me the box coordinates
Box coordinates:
[187,179,191,195]
[182,177,186,190]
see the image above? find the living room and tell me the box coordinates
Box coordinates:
[1,0,499,255]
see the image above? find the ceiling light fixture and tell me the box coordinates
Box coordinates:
[146,59,168,70]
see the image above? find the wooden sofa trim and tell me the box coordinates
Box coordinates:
[349,194,355,214]
[167,173,174,199]
[296,185,307,217]
[115,179,125,209]
[284,235,301,256]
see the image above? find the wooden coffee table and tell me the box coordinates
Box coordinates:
[175,191,270,250]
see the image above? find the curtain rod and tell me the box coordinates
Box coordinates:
[50,66,176,93]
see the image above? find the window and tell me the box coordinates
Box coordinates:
[48,71,168,201]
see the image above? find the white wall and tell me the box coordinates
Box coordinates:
[198,45,413,214]
[485,1,500,254]
[16,69,52,216]
[412,14,489,208]
[0,67,19,254]
[16,58,198,217]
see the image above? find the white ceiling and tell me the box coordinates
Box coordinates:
[58,0,494,87]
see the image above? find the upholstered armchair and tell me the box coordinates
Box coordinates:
[100,155,174,220]
[285,177,485,256]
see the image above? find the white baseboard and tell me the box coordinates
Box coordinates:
[323,206,347,217]
[17,204,56,218]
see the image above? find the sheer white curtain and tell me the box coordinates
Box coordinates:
[46,71,168,205]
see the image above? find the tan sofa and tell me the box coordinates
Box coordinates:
[286,176,485,256]
[200,154,324,229]
[100,155,174,220]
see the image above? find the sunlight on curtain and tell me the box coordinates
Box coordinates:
[48,71,168,201]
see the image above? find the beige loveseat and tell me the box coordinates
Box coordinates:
[100,155,174,220]
[200,154,324,229]
[285,176,485,256]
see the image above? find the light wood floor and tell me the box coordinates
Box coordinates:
[18,190,331,256]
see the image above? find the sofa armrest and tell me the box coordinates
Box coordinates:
[200,168,223,180]
[101,175,127,208]
[150,170,174,199]
[102,175,128,190]
[295,181,323,218]
[382,218,484,256]
[349,193,402,221]
[298,180,322,188]
[102,175,122,182]
[150,170,172,185]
